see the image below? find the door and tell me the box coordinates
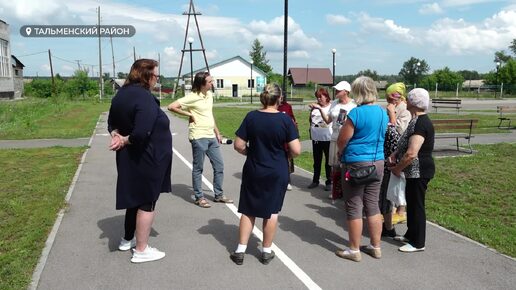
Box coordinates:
[232,84,238,97]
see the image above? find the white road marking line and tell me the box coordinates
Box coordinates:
[172,147,322,290]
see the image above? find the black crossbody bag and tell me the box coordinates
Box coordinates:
[346,107,384,186]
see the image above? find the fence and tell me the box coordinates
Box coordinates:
[419,83,516,99]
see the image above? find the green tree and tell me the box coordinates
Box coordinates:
[24,79,53,98]
[419,67,464,91]
[356,69,379,80]
[484,59,516,93]
[494,50,512,64]
[510,39,516,56]
[457,70,480,80]
[399,57,430,86]
[117,72,128,79]
[249,39,273,75]
[63,70,98,99]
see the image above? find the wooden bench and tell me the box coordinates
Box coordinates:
[432,99,462,114]
[497,106,516,129]
[433,119,478,153]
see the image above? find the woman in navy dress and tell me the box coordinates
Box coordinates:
[108,59,172,263]
[230,83,301,265]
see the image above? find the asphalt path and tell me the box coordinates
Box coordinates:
[31,110,516,290]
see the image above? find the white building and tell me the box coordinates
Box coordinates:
[0,19,14,99]
[183,55,267,98]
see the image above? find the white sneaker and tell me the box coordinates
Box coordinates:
[131,246,166,263]
[118,238,136,251]
[399,244,425,253]
[287,184,292,191]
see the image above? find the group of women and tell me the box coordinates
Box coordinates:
[309,77,435,261]
[108,59,434,265]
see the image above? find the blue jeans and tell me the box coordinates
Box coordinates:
[190,137,224,200]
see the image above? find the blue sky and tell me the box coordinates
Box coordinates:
[2,0,516,77]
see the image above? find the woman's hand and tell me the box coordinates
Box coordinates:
[389,165,402,177]
[109,131,130,151]
[188,114,196,124]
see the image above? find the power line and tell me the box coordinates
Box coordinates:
[17,51,47,58]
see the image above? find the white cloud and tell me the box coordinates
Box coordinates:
[326,14,351,25]
[441,0,499,7]
[40,63,50,72]
[419,3,444,14]
[247,16,321,58]
[425,9,516,54]
[357,13,415,43]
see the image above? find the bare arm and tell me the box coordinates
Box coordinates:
[234,136,247,155]
[213,119,222,143]
[309,103,332,124]
[337,118,354,156]
[389,134,425,177]
[167,101,195,123]
[288,139,301,158]
[386,103,396,125]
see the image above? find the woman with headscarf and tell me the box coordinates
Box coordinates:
[379,83,411,237]
[388,88,435,252]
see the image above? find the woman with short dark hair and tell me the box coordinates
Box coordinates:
[108,58,171,263]
[307,87,332,190]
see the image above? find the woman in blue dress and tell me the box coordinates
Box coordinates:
[230,83,301,265]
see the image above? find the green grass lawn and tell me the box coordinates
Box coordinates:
[0,98,514,290]
[0,99,110,140]
[295,143,516,257]
[0,147,86,290]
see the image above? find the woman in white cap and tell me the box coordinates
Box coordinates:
[388,88,435,253]
[311,81,356,199]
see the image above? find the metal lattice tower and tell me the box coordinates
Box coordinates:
[173,0,210,98]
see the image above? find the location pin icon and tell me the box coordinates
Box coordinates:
[26,27,32,36]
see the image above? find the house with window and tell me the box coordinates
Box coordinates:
[11,55,24,99]
[0,20,14,99]
[0,20,24,99]
[183,55,267,98]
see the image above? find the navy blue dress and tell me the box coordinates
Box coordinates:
[108,84,172,209]
[235,111,299,218]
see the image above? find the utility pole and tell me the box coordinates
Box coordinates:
[48,49,55,96]
[75,60,82,70]
[173,0,211,98]
[158,52,162,100]
[97,6,104,100]
[110,34,116,94]
[282,0,288,96]
[133,46,136,62]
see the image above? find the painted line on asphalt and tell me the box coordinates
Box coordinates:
[172,147,322,290]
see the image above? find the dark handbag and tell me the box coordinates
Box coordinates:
[347,164,379,186]
[344,106,384,186]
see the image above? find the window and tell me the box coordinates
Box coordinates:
[216,79,224,88]
[247,79,255,88]
[0,39,9,77]
[15,69,19,76]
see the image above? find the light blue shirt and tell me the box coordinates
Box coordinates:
[342,104,388,163]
